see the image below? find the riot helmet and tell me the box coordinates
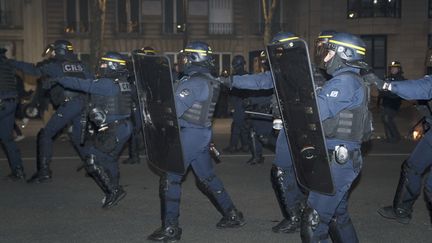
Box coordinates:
[321,32,367,75]
[97,52,129,78]
[231,55,246,74]
[388,60,403,76]
[137,46,156,55]
[314,30,337,69]
[182,41,215,69]
[270,31,298,44]
[43,40,74,59]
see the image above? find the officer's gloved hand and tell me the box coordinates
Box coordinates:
[360,68,386,90]
[217,76,232,89]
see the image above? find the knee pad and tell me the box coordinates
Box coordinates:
[84,154,97,173]
[271,165,286,180]
[200,174,225,195]
[301,206,320,231]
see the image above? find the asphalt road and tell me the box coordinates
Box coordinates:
[1,128,432,243]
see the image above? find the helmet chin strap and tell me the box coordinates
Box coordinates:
[325,54,347,75]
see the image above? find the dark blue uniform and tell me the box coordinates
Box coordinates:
[162,66,242,226]
[57,75,132,207]
[232,70,306,230]
[12,57,92,182]
[0,56,25,179]
[378,76,432,224]
[232,71,273,163]
[310,67,365,242]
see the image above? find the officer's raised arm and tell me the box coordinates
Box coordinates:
[387,76,432,100]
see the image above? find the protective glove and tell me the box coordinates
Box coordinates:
[360,68,386,90]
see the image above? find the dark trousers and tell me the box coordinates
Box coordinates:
[273,129,305,207]
[38,98,85,161]
[0,100,24,171]
[82,121,132,184]
[306,151,362,242]
[162,127,235,225]
[381,106,401,142]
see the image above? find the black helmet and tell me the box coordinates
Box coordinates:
[270,32,298,44]
[182,41,215,68]
[388,60,403,75]
[389,60,401,68]
[314,30,337,68]
[43,40,74,58]
[322,32,367,74]
[231,55,246,69]
[97,52,129,78]
[137,46,156,55]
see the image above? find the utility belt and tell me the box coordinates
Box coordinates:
[328,146,360,165]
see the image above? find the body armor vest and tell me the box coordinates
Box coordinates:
[61,60,86,99]
[322,72,372,142]
[181,73,220,127]
[0,58,17,94]
[89,77,132,125]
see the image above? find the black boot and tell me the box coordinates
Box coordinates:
[216,208,245,228]
[121,157,140,164]
[272,206,303,233]
[7,166,26,181]
[27,158,52,183]
[377,161,416,224]
[148,225,182,242]
[271,166,303,233]
[246,156,264,165]
[85,156,126,209]
[328,217,359,243]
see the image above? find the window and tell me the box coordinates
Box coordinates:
[117,0,140,33]
[212,52,231,75]
[163,0,186,34]
[347,0,401,19]
[65,0,90,33]
[361,35,387,78]
[208,0,233,35]
[0,0,13,27]
[429,0,432,18]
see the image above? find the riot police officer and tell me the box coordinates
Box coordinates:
[54,52,132,208]
[223,55,249,153]
[0,48,25,180]
[376,74,432,225]
[230,32,307,233]
[11,40,93,183]
[379,60,405,143]
[300,32,371,243]
[148,41,245,242]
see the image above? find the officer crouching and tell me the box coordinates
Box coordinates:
[50,52,132,208]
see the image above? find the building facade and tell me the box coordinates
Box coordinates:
[1,0,431,78]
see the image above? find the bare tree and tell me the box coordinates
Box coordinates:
[89,0,107,70]
[261,0,279,45]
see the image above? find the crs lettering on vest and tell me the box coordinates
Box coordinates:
[62,63,84,73]
[118,81,131,92]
